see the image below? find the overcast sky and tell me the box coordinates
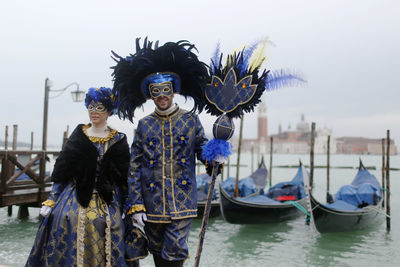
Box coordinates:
[0,0,399,149]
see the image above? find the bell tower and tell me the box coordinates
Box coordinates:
[257,101,268,142]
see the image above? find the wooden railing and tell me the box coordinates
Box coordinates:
[0,150,59,207]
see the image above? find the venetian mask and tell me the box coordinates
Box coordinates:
[87,101,107,113]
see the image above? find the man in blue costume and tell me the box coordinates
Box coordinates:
[111,38,211,267]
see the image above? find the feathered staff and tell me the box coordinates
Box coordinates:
[194,39,306,267]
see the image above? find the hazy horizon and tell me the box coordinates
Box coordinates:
[1,0,399,148]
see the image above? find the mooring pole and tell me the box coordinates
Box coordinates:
[227,156,230,178]
[30,132,34,150]
[234,116,244,197]
[251,143,254,173]
[381,138,385,208]
[326,135,330,202]
[4,125,8,150]
[269,136,273,187]
[310,122,316,191]
[12,124,18,150]
[385,130,391,231]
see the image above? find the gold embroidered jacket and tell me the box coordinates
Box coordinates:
[127,106,207,222]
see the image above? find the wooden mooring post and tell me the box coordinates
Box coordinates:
[381,138,385,208]
[326,135,330,202]
[309,122,316,191]
[251,143,254,173]
[30,132,34,150]
[234,116,244,197]
[385,130,391,231]
[4,125,9,150]
[269,136,273,187]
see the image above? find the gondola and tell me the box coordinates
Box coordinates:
[307,161,384,233]
[196,158,268,218]
[220,162,308,224]
[196,173,221,218]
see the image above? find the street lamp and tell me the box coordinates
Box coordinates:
[42,78,85,151]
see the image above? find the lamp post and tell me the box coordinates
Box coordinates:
[42,78,85,151]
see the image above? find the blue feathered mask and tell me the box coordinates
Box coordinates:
[84,87,117,115]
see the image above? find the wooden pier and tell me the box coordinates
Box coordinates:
[0,149,59,215]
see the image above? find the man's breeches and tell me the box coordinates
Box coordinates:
[144,219,192,261]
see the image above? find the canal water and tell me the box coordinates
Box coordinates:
[1,154,399,267]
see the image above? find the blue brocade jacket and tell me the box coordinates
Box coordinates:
[127,106,207,222]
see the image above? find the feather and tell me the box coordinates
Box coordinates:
[241,38,263,75]
[210,42,221,75]
[249,37,269,72]
[265,69,306,91]
[201,138,232,161]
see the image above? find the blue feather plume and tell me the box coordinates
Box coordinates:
[240,39,263,76]
[210,42,221,75]
[265,69,307,91]
[201,138,232,162]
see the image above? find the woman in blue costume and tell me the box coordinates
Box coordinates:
[26,87,147,267]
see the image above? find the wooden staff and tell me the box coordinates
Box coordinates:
[194,162,220,267]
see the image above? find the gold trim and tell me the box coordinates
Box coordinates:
[161,121,166,215]
[170,117,177,213]
[104,203,112,267]
[146,219,172,223]
[77,205,86,267]
[82,124,118,143]
[205,69,257,113]
[171,214,197,220]
[170,209,197,214]
[184,239,190,262]
[147,214,171,218]
[42,199,55,208]
[127,204,147,215]
[126,254,148,261]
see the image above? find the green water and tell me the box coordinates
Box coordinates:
[1,154,399,267]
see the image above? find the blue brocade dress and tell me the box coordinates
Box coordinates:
[26,127,146,267]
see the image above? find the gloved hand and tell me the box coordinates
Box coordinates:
[40,205,52,217]
[206,160,223,176]
[214,155,227,164]
[133,212,147,228]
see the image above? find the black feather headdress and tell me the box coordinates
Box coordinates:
[111,37,209,121]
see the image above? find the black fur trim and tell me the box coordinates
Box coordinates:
[51,124,130,207]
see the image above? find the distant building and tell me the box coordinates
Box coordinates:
[336,137,397,155]
[231,102,396,155]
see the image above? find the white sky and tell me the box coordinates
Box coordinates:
[0,0,399,149]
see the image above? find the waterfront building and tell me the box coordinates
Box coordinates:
[231,102,396,155]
